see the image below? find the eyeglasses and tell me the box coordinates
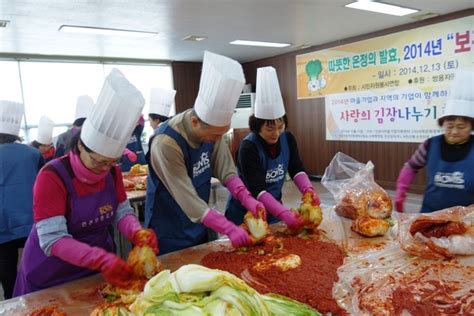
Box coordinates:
[87,152,120,168]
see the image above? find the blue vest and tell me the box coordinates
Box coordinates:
[421,135,474,213]
[145,122,213,255]
[0,143,41,243]
[144,132,157,233]
[226,132,290,225]
[121,124,147,172]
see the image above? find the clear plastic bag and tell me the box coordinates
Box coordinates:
[321,152,371,199]
[397,204,474,259]
[333,239,474,315]
[321,152,392,221]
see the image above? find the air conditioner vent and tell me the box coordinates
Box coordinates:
[236,93,255,109]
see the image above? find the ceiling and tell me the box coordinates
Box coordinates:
[0,0,472,63]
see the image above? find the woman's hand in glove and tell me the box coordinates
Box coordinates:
[132,228,159,254]
[202,209,252,248]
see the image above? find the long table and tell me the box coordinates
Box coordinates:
[0,204,345,315]
[0,240,229,315]
[3,206,471,315]
[1,182,229,315]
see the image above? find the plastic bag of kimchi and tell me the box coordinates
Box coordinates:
[321,152,392,220]
[333,239,474,315]
[397,204,474,259]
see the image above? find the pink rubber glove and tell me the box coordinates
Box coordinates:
[202,209,252,248]
[293,172,321,205]
[395,165,417,212]
[117,214,159,254]
[132,229,159,254]
[258,191,305,230]
[224,176,266,219]
[124,148,137,162]
[117,214,142,240]
[51,237,133,288]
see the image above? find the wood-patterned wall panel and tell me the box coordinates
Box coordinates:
[172,62,202,113]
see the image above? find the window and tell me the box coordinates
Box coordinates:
[19,61,104,142]
[20,62,104,126]
[0,61,22,102]
[103,63,173,140]
[0,59,172,143]
[0,60,24,138]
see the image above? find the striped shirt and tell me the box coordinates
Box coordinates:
[406,136,473,171]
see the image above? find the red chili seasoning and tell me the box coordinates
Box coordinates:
[69,284,103,301]
[391,264,473,315]
[26,304,67,316]
[357,262,474,315]
[392,281,464,315]
[201,233,346,315]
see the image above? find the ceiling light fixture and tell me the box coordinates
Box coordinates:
[297,44,311,50]
[182,35,208,42]
[230,40,291,48]
[345,0,418,16]
[0,20,10,28]
[59,25,157,38]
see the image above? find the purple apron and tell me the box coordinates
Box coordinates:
[13,158,118,296]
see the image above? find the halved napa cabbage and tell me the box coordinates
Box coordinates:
[243,210,270,243]
[126,264,321,316]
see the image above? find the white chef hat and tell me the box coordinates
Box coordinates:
[0,100,24,136]
[74,95,94,121]
[37,116,55,145]
[254,67,285,120]
[438,69,474,123]
[149,87,176,118]
[194,51,245,126]
[81,68,145,158]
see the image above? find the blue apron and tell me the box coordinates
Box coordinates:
[0,143,41,244]
[121,124,147,172]
[145,122,213,255]
[421,135,474,213]
[226,132,290,225]
[144,131,157,231]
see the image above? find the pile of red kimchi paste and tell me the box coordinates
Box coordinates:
[357,261,474,315]
[201,233,346,315]
[26,304,67,316]
[391,262,473,315]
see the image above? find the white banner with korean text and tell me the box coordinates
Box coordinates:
[325,88,446,143]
